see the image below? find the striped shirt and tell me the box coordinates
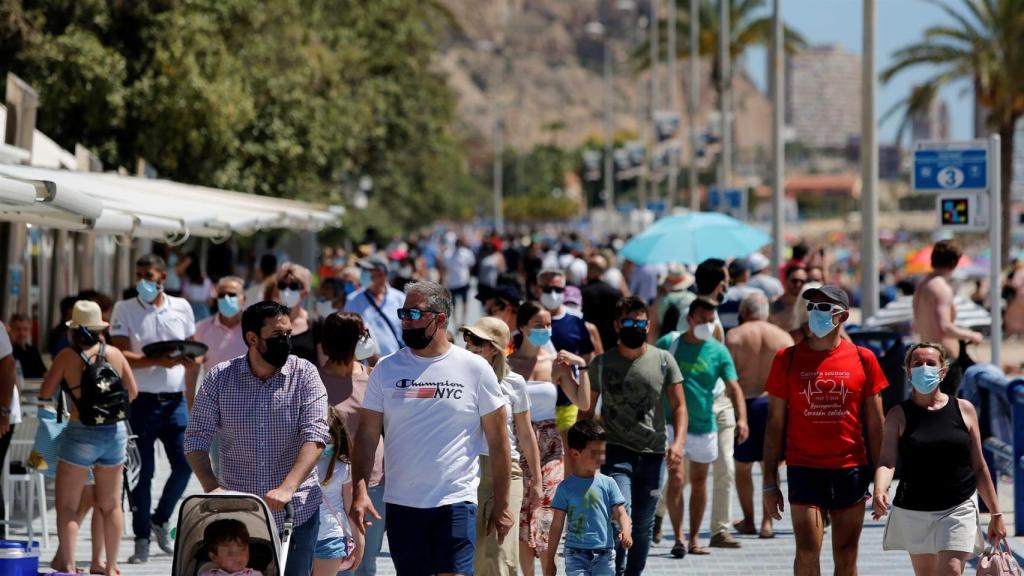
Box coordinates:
[184,354,330,528]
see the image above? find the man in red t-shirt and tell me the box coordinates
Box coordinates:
[762,285,887,576]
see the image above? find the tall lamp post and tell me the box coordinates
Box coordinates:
[861,0,879,319]
[771,0,785,272]
[586,21,616,217]
[719,0,731,187]
[688,0,700,211]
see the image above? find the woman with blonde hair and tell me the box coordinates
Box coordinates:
[462,316,544,576]
[873,342,1005,575]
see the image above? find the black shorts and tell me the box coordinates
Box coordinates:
[386,501,476,575]
[449,285,470,303]
[735,396,768,463]
[787,465,871,511]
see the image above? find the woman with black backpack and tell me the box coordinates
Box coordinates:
[41,300,138,576]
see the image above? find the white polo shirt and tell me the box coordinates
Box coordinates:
[110,294,196,394]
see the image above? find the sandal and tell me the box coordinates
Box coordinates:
[733,520,757,535]
[688,545,711,555]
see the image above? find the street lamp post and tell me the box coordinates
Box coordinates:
[771,0,784,272]
[667,0,678,210]
[689,0,700,211]
[649,0,659,208]
[719,0,732,189]
[861,0,879,319]
[586,21,616,218]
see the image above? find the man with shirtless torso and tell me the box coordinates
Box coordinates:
[912,240,982,394]
[725,292,794,538]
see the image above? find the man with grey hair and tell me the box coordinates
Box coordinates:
[724,292,794,538]
[189,276,248,406]
[350,281,513,575]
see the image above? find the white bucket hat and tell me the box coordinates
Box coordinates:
[66,300,109,330]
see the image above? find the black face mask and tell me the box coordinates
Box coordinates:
[402,317,440,351]
[260,335,292,368]
[619,327,647,349]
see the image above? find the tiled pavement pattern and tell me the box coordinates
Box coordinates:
[35,462,970,575]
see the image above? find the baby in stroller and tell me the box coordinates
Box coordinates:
[204,519,263,576]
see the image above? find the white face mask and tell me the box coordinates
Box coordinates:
[315,299,335,318]
[540,292,564,311]
[355,334,376,361]
[280,288,302,308]
[692,322,715,341]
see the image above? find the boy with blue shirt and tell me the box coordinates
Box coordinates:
[544,420,632,576]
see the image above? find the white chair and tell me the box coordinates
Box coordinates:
[2,416,51,550]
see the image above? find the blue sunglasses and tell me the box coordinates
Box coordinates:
[397,308,440,321]
[620,319,649,329]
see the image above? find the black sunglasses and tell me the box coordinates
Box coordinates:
[277,281,303,291]
[541,286,565,294]
[463,331,489,347]
[217,292,239,298]
[397,308,440,321]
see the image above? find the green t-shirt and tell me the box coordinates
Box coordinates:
[588,346,683,454]
[660,335,737,435]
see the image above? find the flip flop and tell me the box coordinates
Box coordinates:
[688,545,711,555]
[733,521,757,535]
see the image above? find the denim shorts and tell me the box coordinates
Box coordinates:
[58,421,127,468]
[564,547,614,576]
[314,536,349,560]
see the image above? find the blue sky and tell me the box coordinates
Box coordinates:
[743,0,974,144]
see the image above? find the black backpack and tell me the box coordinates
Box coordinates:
[61,343,130,426]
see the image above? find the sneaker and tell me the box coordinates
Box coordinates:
[152,522,174,554]
[652,515,663,544]
[128,539,150,564]
[709,532,742,548]
[670,541,687,559]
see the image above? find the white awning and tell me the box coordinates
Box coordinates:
[0,164,342,240]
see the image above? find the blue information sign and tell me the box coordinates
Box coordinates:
[912,144,988,192]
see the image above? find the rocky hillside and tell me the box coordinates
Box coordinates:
[439,0,772,172]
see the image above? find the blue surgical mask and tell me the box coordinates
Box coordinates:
[807,309,838,338]
[527,328,552,348]
[136,279,161,304]
[343,282,357,295]
[217,295,240,318]
[910,365,942,394]
[360,270,373,287]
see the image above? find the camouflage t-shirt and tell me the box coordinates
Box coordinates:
[588,346,683,453]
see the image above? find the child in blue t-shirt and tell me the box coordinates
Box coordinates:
[543,420,631,576]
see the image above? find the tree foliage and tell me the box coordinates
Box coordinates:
[0,0,473,235]
[882,0,1024,265]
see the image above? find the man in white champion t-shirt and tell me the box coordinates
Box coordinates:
[350,281,512,576]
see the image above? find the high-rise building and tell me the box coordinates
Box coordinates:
[785,44,861,149]
[911,93,950,142]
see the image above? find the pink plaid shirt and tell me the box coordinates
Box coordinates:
[185,354,330,528]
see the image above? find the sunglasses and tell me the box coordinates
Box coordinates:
[541,286,565,294]
[218,292,239,298]
[788,278,807,286]
[620,319,649,329]
[397,308,440,321]
[806,302,844,313]
[463,332,489,347]
[277,281,303,291]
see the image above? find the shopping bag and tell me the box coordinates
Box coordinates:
[27,407,66,478]
[978,539,1022,575]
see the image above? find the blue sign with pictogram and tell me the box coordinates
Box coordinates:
[708,187,747,220]
[913,141,988,192]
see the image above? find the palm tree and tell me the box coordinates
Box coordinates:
[635,0,807,102]
[882,0,1024,265]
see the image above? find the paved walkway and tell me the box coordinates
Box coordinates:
[31,460,954,575]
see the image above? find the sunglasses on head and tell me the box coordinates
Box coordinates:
[277,281,303,291]
[620,319,649,329]
[463,331,489,347]
[806,302,844,313]
[541,286,565,294]
[397,307,440,321]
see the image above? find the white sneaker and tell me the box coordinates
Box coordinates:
[128,538,150,564]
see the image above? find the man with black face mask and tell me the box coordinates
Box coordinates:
[350,281,513,576]
[185,301,330,576]
[586,296,686,576]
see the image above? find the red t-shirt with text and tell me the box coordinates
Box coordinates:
[765,340,888,469]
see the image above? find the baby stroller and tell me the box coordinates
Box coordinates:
[171,492,294,576]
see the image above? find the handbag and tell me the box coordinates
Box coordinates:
[978,539,1022,575]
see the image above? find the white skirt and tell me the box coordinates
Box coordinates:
[882,494,985,556]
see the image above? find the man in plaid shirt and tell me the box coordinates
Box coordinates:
[186,301,330,576]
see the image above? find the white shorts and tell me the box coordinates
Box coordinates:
[882,495,985,556]
[685,432,718,464]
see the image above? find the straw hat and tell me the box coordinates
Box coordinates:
[461,316,510,353]
[66,300,109,330]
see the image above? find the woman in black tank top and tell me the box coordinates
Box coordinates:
[871,343,1004,574]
